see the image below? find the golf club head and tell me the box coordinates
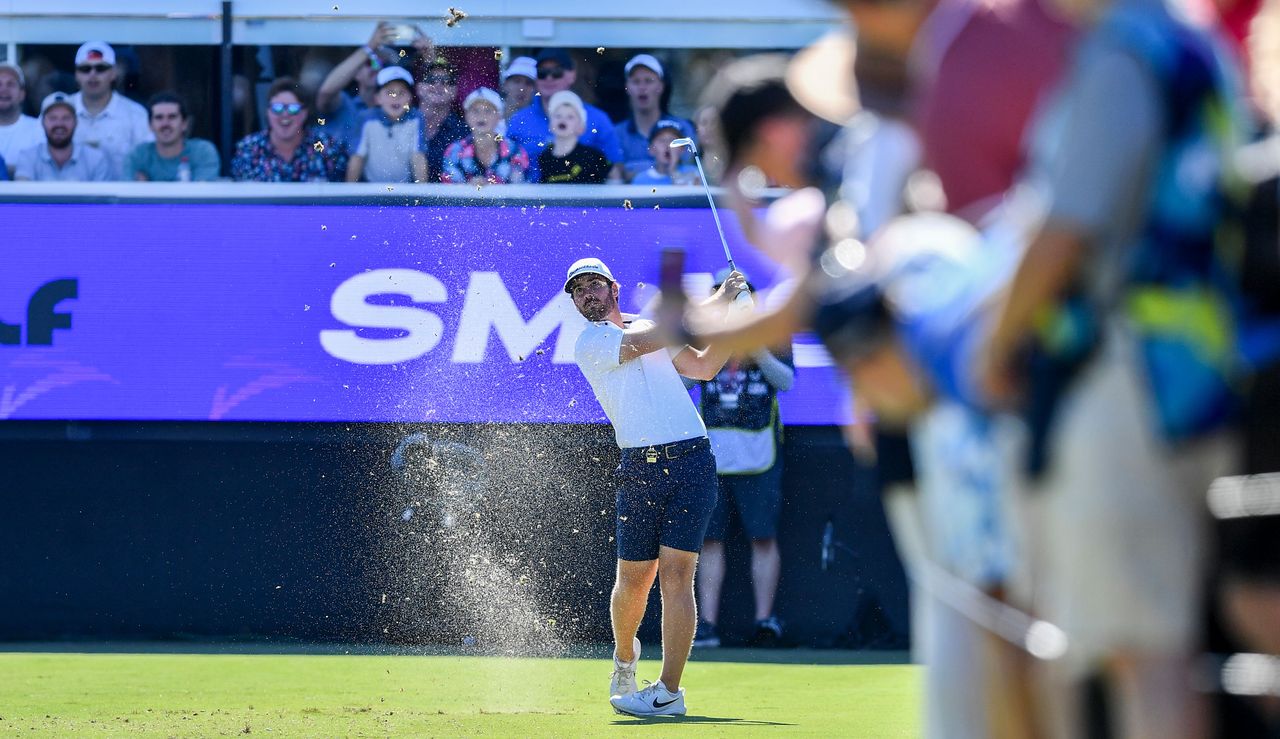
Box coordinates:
[669,137,697,155]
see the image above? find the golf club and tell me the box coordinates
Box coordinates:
[670,137,753,308]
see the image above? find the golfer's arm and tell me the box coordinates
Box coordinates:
[687,279,811,357]
[618,322,672,363]
[672,342,734,381]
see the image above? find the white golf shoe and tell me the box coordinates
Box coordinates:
[610,680,686,717]
[609,637,641,698]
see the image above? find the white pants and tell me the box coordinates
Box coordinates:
[1034,329,1236,676]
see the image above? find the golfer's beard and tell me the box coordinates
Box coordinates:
[47,132,72,149]
[580,299,608,321]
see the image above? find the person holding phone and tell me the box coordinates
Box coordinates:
[316,21,434,149]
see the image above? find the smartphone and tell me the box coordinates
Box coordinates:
[388,23,419,44]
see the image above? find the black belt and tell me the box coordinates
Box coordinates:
[622,437,708,464]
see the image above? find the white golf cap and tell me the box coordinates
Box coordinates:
[500,56,537,83]
[547,90,586,124]
[75,41,117,67]
[463,86,503,113]
[564,258,615,293]
[625,53,664,80]
[39,91,75,117]
[375,66,414,89]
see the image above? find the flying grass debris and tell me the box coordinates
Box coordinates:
[446,7,467,27]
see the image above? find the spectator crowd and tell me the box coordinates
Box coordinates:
[0,24,715,186]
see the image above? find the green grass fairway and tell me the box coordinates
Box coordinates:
[0,648,919,736]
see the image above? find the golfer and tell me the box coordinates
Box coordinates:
[565,256,746,717]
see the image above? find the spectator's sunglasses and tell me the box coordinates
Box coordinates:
[269,102,304,116]
[76,64,113,75]
[537,66,566,80]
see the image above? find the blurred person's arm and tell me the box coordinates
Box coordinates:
[318,22,396,115]
[752,348,795,391]
[411,151,428,183]
[981,46,1162,403]
[346,154,365,183]
[192,140,220,181]
[127,145,148,181]
[230,139,251,181]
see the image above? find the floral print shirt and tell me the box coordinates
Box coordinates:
[231,126,349,182]
[441,136,529,185]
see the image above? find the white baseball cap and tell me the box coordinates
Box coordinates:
[625,54,664,80]
[564,258,615,293]
[375,66,414,89]
[0,62,24,87]
[500,56,537,84]
[547,90,586,125]
[40,91,75,117]
[463,86,503,114]
[75,41,117,67]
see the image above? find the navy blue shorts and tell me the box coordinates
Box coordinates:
[615,437,718,561]
[704,461,783,541]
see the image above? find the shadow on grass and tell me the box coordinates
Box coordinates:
[611,715,794,727]
[0,641,910,666]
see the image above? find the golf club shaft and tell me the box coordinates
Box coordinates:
[690,152,736,272]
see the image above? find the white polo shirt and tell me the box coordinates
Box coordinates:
[0,115,44,170]
[70,91,153,180]
[575,319,707,449]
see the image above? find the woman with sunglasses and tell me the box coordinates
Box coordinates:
[230,77,348,182]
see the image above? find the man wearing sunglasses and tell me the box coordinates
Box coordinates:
[68,41,151,180]
[507,48,622,183]
[231,77,348,182]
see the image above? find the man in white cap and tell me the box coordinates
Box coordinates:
[565,256,747,717]
[613,54,695,182]
[68,41,151,180]
[0,62,44,178]
[12,92,110,181]
[499,56,537,126]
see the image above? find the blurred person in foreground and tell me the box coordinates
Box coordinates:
[345,66,427,183]
[565,257,747,717]
[976,0,1251,732]
[68,41,151,180]
[442,87,529,185]
[662,55,1040,739]
[13,91,110,181]
[412,56,469,183]
[691,270,795,649]
[127,92,220,181]
[231,77,348,182]
[0,62,44,178]
[507,48,623,183]
[316,21,432,149]
[613,54,696,182]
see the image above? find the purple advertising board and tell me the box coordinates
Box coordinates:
[1,201,848,424]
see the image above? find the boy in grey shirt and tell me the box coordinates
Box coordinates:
[346,66,427,183]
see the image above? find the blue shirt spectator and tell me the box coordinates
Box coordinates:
[0,152,7,180]
[506,48,622,182]
[613,54,695,181]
